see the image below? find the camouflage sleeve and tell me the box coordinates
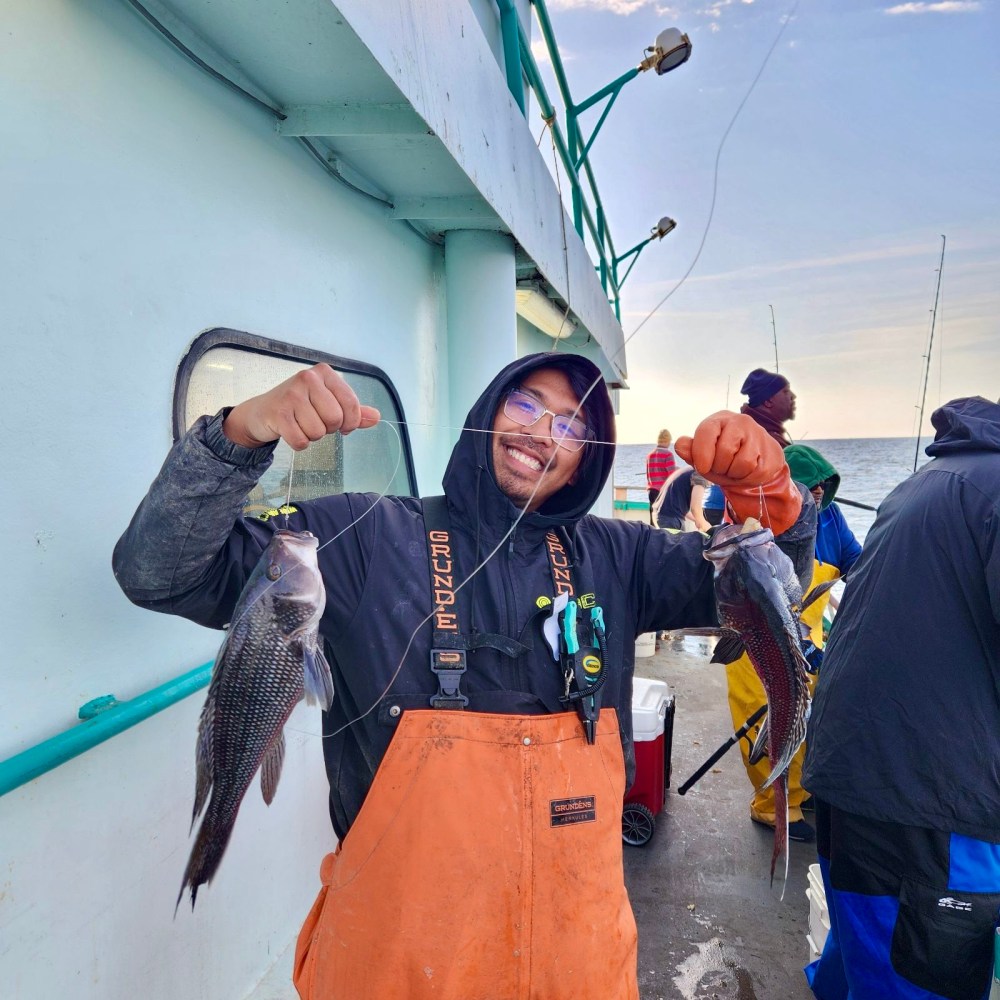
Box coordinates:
[112,411,278,627]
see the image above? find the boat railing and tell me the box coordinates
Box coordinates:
[0,661,212,798]
[495,0,632,321]
[613,484,651,515]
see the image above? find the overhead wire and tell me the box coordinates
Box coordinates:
[126,0,804,738]
[125,0,442,248]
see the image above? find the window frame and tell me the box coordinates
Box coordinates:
[174,327,418,495]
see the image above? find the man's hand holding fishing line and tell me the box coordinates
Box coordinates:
[676,411,800,535]
[222,363,381,450]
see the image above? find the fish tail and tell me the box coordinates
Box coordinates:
[771,775,789,901]
[176,797,238,912]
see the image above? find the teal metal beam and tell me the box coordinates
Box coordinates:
[495,0,527,115]
[277,103,430,136]
[0,662,213,798]
[573,66,642,115]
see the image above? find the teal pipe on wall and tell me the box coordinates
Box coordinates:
[0,661,212,798]
[494,0,526,115]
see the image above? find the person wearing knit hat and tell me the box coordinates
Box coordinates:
[739,368,796,446]
[697,369,798,524]
[722,442,861,845]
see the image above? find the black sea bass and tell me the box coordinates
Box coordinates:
[178,529,334,909]
[703,519,831,895]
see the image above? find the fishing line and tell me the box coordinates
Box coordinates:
[312,421,404,557]
[311,0,805,740]
[252,1,805,743]
[218,422,404,642]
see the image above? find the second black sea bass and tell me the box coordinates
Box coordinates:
[178,529,334,910]
[703,519,830,896]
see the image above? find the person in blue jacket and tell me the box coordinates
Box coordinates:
[783,443,862,590]
[803,396,1000,1000]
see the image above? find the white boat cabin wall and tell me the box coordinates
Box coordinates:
[2,0,628,996]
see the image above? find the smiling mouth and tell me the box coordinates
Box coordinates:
[503,443,545,473]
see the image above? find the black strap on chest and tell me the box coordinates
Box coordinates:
[422,496,528,709]
[421,497,608,743]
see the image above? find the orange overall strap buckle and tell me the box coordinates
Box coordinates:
[429,650,469,709]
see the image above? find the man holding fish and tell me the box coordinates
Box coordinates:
[114,352,812,1000]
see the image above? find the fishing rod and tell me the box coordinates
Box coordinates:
[769,304,779,372]
[677,704,767,795]
[913,235,946,473]
[836,497,876,512]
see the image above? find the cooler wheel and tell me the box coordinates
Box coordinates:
[622,802,655,846]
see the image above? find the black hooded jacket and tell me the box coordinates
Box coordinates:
[114,352,721,839]
[802,397,1000,840]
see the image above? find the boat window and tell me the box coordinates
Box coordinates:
[176,329,416,514]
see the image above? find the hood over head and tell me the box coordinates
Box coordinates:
[442,352,616,531]
[926,397,1000,458]
[783,444,840,509]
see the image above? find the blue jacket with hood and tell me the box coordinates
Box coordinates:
[114,352,728,839]
[803,396,1000,839]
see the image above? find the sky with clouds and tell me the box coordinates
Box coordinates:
[530,0,998,440]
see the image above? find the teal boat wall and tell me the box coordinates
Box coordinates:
[1,2,443,998]
[2,0,620,995]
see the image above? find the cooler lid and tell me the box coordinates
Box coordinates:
[631,676,671,741]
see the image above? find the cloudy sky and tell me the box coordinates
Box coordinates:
[531,0,998,440]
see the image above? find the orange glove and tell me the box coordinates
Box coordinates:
[675,412,802,535]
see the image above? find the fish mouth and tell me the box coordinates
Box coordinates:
[704,518,773,567]
[273,529,319,549]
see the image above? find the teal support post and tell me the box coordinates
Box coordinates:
[614,236,654,290]
[597,205,607,291]
[531,0,577,118]
[0,661,213,798]
[495,0,526,115]
[572,69,640,169]
[573,66,642,115]
[444,230,516,446]
[567,110,584,235]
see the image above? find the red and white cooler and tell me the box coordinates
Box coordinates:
[622,677,675,846]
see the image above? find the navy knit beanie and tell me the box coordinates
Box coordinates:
[741,369,789,407]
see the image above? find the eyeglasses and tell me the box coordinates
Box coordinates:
[502,389,591,452]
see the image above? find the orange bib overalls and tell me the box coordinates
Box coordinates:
[293,708,638,1000]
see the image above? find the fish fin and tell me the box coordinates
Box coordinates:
[260,733,286,806]
[191,660,225,829]
[709,632,746,664]
[801,579,837,614]
[771,775,789,900]
[303,642,335,710]
[748,717,770,765]
[177,798,238,913]
[191,718,214,830]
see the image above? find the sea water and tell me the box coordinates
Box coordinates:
[614,438,933,544]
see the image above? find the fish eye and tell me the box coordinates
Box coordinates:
[267,564,282,581]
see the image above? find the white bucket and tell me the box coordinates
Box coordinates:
[806,863,830,962]
[634,632,656,658]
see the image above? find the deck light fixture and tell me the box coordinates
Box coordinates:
[642,28,693,76]
[568,28,692,171]
[613,216,678,290]
[515,283,577,340]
